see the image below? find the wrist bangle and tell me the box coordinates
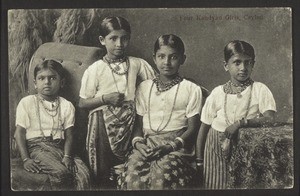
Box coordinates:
[168,141,178,151]
[175,137,185,148]
[22,157,30,162]
[132,136,145,149]
[196,162,204,167]
[244,118,248,127]
[196,158,204,163]
[100,95,105,104]
[64,154,72,158]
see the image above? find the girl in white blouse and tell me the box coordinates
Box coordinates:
[120,34,203,190]
[78,16,155,188]
[196,40,276,189]
[14,60,91,190]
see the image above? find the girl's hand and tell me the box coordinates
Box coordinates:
[135,142,154,160]
[148,145,172,160]
[62,157,78,173]
[103,92,125,107]
[23,159,42,173]
[224,122,240,139]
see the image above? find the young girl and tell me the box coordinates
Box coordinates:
[14,60,91,190]
[120,34,203,190]
[196,40,276,189]
[78,16,156,188]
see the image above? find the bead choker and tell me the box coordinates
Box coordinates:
[103,56,129,75]
[153,75,183,95]
[223,79,253,98]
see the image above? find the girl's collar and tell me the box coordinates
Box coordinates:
[103,55,127,64]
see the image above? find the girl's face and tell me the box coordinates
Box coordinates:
[224,53,255,84]
[34,68,64,100]
[153,45,186,77]
[99,29,130,60]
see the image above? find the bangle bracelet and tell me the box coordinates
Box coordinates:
[22,157,30,162]
[175,137,185,148]
[168,141,178,151]
[132,136,145,149]
[100,95,105,104]
[244,118,248,127]
[64,154,72,158]
[196,162,204,167]
[196,158,204,163]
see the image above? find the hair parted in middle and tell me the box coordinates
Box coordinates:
[154,34,185,55]
[224,40,255,63]
[34,59,65,80]
[99,16,131,37]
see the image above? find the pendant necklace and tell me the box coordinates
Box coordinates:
[35,95,62,143]
[104,56,129,75]
[148,80,181,132]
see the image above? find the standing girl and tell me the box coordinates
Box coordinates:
[14,60,91,190]
[196,40,276,189]
[120,34,203,190]
[78,16,155,188]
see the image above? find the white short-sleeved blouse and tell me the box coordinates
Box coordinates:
[15,95,75,140]
[79,56,156,104]
[136,79,203,132]
[201,81,276,132]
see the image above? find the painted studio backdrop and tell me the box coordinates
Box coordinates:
[8,8,293,189]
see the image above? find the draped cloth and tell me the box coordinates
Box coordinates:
[119,128,196,190]
[25,137,91,190]
[86,101,135,180]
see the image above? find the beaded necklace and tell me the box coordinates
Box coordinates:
[148,80,181,132]
[35,95,63,143]
[224,83,253,126]
[223,79,253,98]
[103,56,129,75]
[153,75,183,95]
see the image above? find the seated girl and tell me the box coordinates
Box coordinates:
[120,34,203,190]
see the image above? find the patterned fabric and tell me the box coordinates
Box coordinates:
[119,128,196,190]
[86,101,135,181]
[204,127,228,189]
[102,101,135,160]
[27,137,91,190]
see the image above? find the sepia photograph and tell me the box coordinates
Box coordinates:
[1,3,299,196]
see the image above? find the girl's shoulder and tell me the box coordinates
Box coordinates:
[58,96,74,106]
[18,95,36,104]
[86,59,106,70]
[181,78,202,89]
[211,85,224,94]
[139,79,153,87]
[128,56,149,65]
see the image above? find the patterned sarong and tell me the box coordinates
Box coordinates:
[86,101,135,180]
[119,128,196,190]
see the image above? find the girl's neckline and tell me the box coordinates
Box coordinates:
[103,55,127,64]
[223,79,254,97]
[36,94,59,102]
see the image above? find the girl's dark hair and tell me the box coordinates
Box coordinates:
[224,40,255,62]
[154,34,185,55]
[34,59,65,79]
[99,16,131,37]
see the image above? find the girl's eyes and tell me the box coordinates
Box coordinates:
[110,36,129,41]
[157,55,178,60]
[233,60,253,66]
[37,76,57,81]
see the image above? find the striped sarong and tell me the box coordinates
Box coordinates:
[26,137,91,190]
[204,127,228,189]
